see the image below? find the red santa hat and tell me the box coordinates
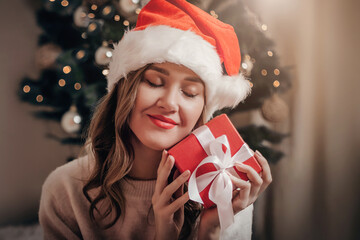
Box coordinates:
[107,0,251,121]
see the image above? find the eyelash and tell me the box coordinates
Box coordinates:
[145,80,198,98]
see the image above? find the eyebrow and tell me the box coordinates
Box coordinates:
[148,65,203,84]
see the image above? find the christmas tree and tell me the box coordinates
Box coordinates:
[19,0,291,163]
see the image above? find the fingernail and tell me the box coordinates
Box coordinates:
[183,170,190,178]
[235,164,244,171]
[168,155,174,164]
[255,150,263,157]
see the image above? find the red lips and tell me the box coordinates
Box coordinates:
[148,114,178,129]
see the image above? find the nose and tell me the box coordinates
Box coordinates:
[156,88,179,112]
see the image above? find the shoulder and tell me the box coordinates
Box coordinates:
[41,155,93,199]
[39,155,95,239]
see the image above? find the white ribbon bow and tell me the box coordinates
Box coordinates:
[188,125,253,230]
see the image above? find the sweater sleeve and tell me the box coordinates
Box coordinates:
[220,204,254,240]
[39,168,82,240]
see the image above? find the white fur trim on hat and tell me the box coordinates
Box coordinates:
[107,25,251,121]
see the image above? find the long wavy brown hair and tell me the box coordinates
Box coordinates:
[80,64,203,238]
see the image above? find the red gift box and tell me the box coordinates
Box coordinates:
[168,114,262,208]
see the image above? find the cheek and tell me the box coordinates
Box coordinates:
[182,98,204,126]
[133,85,156,110]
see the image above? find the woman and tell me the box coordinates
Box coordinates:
[39,0,272,239]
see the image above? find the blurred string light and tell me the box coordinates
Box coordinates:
[76,50,85,60]
[36,95,44,102]
[210,10,218,19]
[74,83,81,90]
[261,24,267,31]
[74,115,81,124]
[123,20,130,26]
[91,4,97,10]
[242,20,282,90]
[23,85,30,93]
[273,80,280,88]
[103,6,111,15]
[261,69,267,76]
[59,79,66,87]
[102,69,109,75]
[114,15,120,21]
[106,51,112,58]
[88,22,97,32]
[63,66,71,74]
[211,8,283,90]
[61,0,69,7]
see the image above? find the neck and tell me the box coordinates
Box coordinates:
[127,136,162,180]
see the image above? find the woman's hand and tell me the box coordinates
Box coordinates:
[152,150,190,240]
[197,150,272,239]
[230,150,272,213]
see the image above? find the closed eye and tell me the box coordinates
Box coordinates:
[182,90,198,98]
[146,79,163,88]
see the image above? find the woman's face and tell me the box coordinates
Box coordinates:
[129,62,205,150]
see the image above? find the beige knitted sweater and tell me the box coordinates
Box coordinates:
[39,155,253,240]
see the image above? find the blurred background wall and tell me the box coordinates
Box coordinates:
[251,0,360,239]
[0,0,82,226]
[0,0,359,239]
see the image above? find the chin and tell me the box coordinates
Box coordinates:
[146,139,178,151]
[141,134,184,151]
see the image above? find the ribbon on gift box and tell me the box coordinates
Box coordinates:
[188,125,254,230]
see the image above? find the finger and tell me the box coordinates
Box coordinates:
[229,174,251,213]
[158,170,190,206]
[173,169,180,181]
[173,181,185,223]
[154,154,174,196]
[235,163,262,198]
[173,170,182,199]
[167,192,190,214]
[157,150,168,175]
[255,151,273,193]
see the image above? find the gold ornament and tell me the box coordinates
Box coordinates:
[61,105,82,134]
[73,6,90,27]
[95,46,113,65]
[241,57,253,77]
[113,0,139,23]
[261,94,289,122]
